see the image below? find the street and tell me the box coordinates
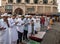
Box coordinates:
[41,22,60,44]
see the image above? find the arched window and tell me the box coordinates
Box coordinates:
[14,8,23,15]
[16,0,21,3]
[43,0,48,4]
[34,0,38,4]
[25,0,30,3]
[8,0,13,3]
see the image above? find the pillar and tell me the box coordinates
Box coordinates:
[43,6,45,14]
[13,0,16,3]
[38,0,43,4]
[51,6,53,13]
[30,0,34,4]
[21,0,25,3]
[35,6,38,13]
[6,0,8,3]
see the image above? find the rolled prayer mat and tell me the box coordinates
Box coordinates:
[29,32,46,42]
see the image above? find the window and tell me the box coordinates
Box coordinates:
[34,0,38,4]
[27,7,35,12]
[5,5,12,9]
[43,0,48,4]
[53,0,56,4]
[25,0,30,3]
[5,5,12,14]
[16,0,21,3]
[8,0,13,3]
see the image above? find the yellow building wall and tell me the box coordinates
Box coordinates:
[0,6,5,13]
[1,0,58,15]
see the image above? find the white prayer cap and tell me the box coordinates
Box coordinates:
[28,15,32,17]
[18,15,22,17]
[8,14,11,16]
[17,15,21,18]
[36,16,39,17]
[39,16,41,18]
[43,16,45,17]
[25,15,29,17]
[1,13,8,17]
[1,15,10,17]
[25,15,31,17]
[18,15,21,16]
[1,15,7,17]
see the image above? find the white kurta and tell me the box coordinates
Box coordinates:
[0,19,9,44]
[36,18,41,31]
[28,18,32,34]
[32,18,37,31]
[47,17,50,24]
[45,17,49,27]
[17,18,24,33]
[8,18,18,42]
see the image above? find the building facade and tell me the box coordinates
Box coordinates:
[1,0,58,15]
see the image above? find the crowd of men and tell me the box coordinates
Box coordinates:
[0,13,52,44]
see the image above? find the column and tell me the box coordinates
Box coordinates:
[23,7,25,15]
[55,0,57,4]
[6,0,8,3]
[21,0,25,3]
[43,6,45,14]
[35,6,38,13]
[30,0,34,4]
[38,0,43,4]
[51,6,53,13]
[13,0,16,3]
[48,0,53,4]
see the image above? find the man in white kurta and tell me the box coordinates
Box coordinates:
[8,15,18,44]
[28,16,34,37]
[0,16,9,44]
[45,16,50,27]
[32,17,38,34]
[28,17,32,34]
[17,17,25,44]
[36,17,41,31]
[23,17,29,41]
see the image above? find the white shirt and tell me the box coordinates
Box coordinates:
[17,18,24,33]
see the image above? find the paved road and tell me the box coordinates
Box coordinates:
[52,22,60,31]
[41,22,60,44]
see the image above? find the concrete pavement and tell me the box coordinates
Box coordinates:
[41,22,60,44]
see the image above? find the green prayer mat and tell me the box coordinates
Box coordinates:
[29,40,40,44]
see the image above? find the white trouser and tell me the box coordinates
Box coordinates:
[0,42,3,44]
[0,41,6,44]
